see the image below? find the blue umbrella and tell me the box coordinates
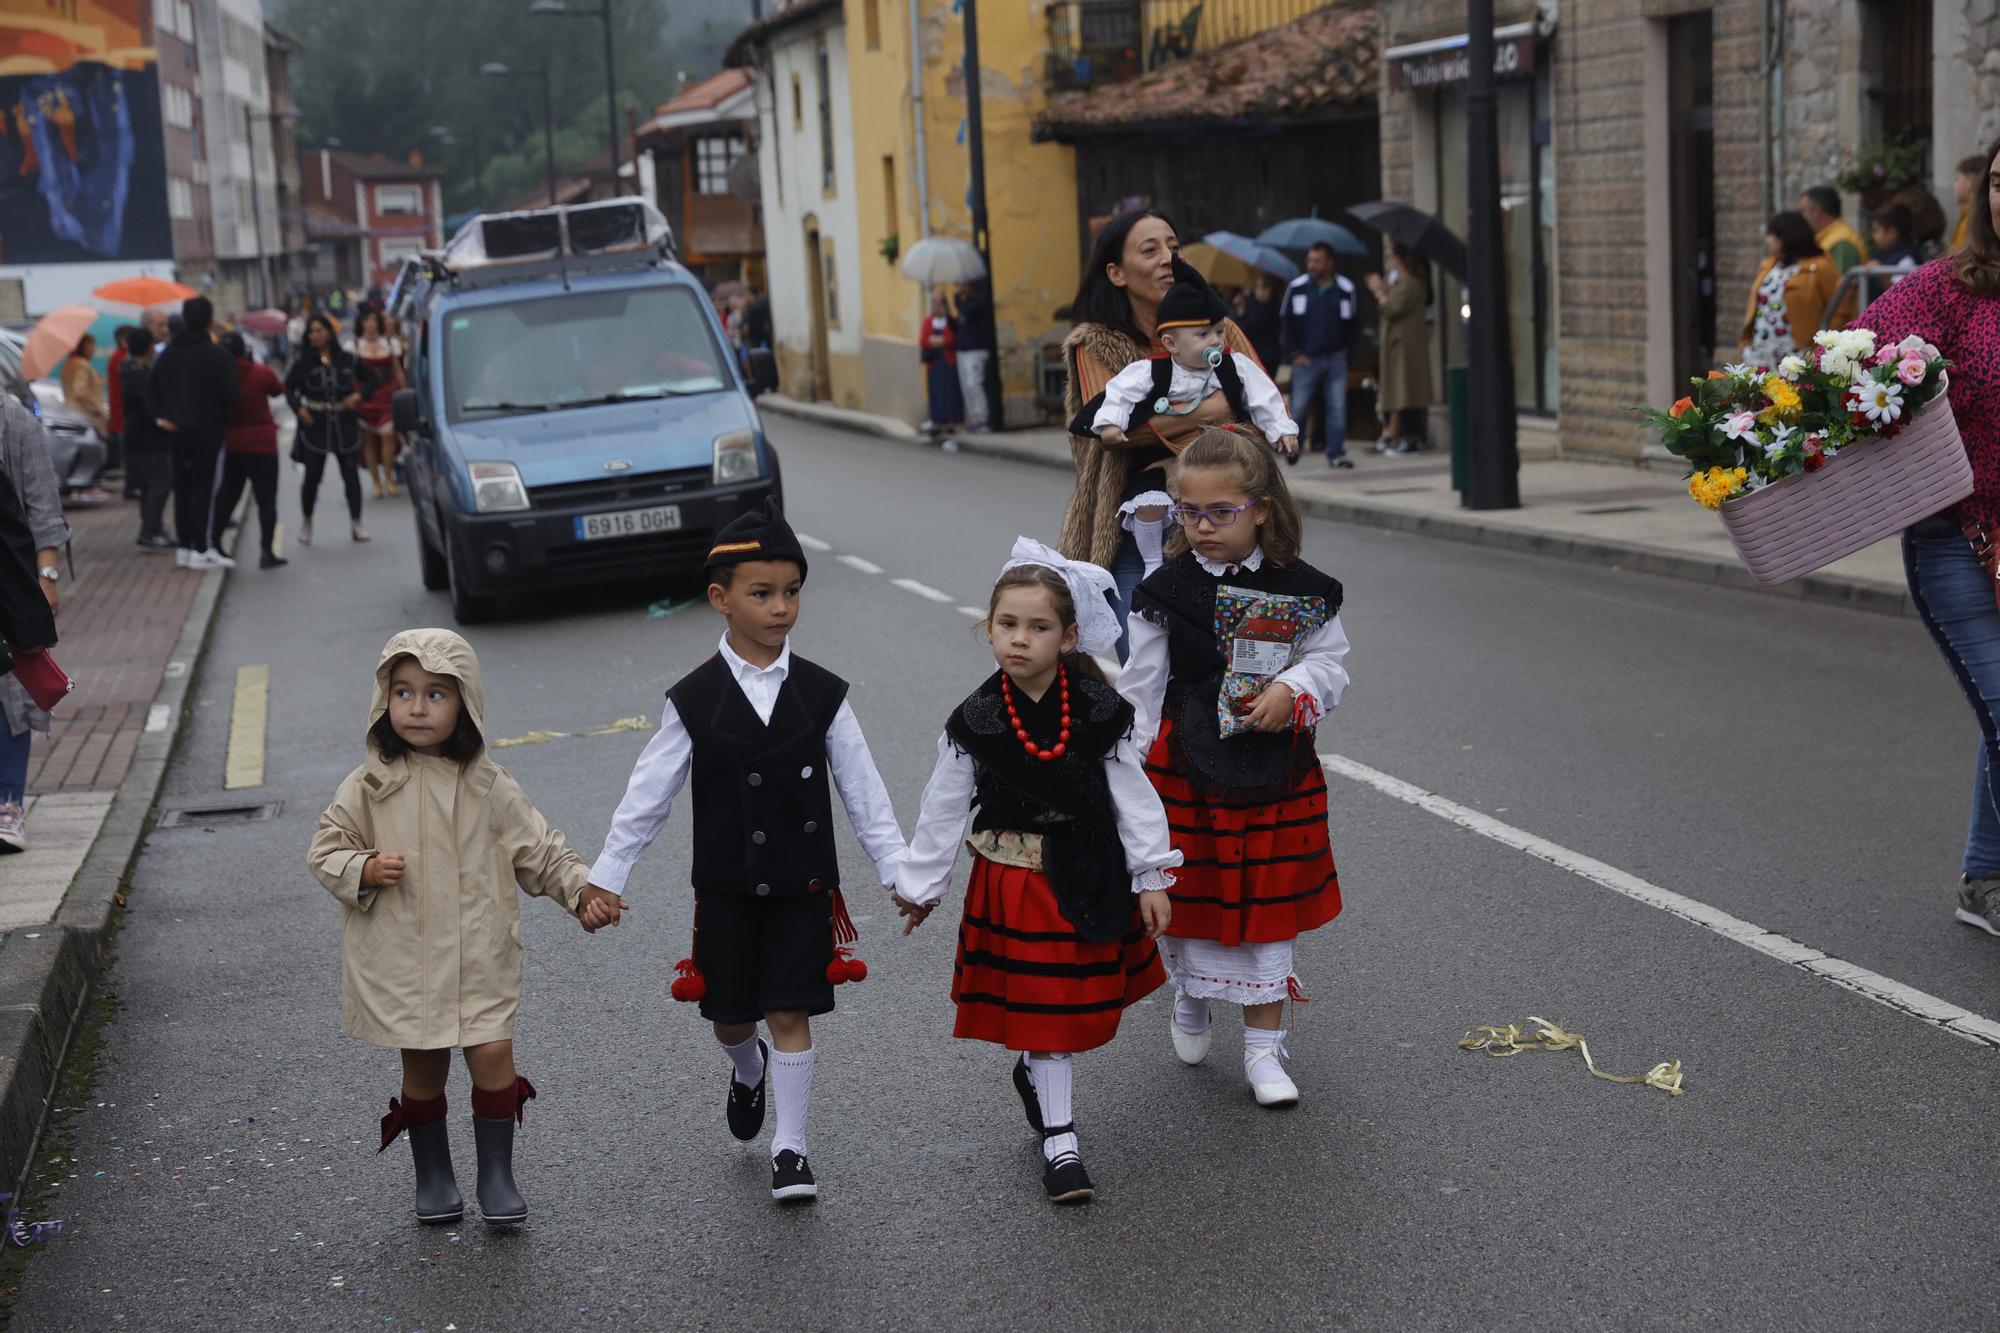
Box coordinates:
[1199,231,1300,280]
[1255,216,1370,258]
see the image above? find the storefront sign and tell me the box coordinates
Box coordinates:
[1390,35,1538,91]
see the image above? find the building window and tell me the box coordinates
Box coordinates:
[695,136,746,195]
[163,83,193,130]
[864,0,881,50]
[823,249,840,327]
[881,155,898,235]
[191,157,208,184]
[223,14,262,67]
[168,176,194,220]
[816,39,835,193]
[177,1,194,40]
[1869,0,1933,147]
[792,73,803,129]
[376,184,423,216]
[236,181,254,225]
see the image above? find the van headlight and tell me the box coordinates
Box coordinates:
[713,430,761,486]
[469,461,529,513]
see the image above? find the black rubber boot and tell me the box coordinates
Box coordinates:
[408,1119,464,1224]
[473,1115,527,1226]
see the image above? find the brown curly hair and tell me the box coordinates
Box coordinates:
[1957,138,2000,296]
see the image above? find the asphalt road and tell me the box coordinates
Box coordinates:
[9,417,1999,1331]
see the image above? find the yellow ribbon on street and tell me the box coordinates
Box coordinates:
[491,715,655,749]
[1459,1015,1685,1097]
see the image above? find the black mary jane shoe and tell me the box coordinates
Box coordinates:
[1012,1054,1045,1135]
[1041,1136,1095,1205]
[727,1038,770,1142]
[770,1149,818,1203]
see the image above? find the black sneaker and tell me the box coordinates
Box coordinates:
[727,1039,769,1142]
[770,1148,817,1203]
[1042,1150,1095,1205]
[260,553,289,569]
[1956,877,2000,937]
[1012,1055,1044,1135]
[1331,456,1355,469]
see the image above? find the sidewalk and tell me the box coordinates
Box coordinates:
[0,495,223,1195]
[757,394,1910,617]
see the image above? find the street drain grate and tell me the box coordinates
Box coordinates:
[157,802,283,828]
[1577,505,1653,515]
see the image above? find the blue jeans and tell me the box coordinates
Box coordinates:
[0,723,29,807]
[1109,529,1145,663]
[1289,352,1349,461]
[1904,515,2000,877]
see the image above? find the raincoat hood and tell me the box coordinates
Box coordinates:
[368,628,487,757]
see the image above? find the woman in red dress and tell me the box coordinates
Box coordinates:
[352,308,404,499]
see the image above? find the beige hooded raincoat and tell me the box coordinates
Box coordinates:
[309,629,589,1050]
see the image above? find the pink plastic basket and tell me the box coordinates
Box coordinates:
[1719,395,1972,584]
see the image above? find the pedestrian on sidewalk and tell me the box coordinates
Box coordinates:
[148,296,240,570]
[1120,428,1350,1108]
[285,313,369,546]
[0,393,68,853]
[1058,209,1257,660]
[59,335,109,445]
[1858,135,2000,938]
[578,499,910,1206]
[1800,186,1869,328]
[1870,204,1922,272]
[1740,213,1837,367]
[309,629,598,1228]
[1280,242,1360,469]
[214,333,287,570]
[953,281,995,432]
[893,540,1179,1204]
[352,308,403,500]
[919,293,965,436]
[118,330,174,551]
[105,324,138,495]
[1366,242,1434,455]
[1233,273,1283,374]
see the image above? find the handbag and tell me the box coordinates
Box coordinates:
[920,345,939,365]
[8,646,74,711]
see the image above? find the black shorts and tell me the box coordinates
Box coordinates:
[693,888,836,1025]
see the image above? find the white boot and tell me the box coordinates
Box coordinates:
[1243,1027,1299,1107]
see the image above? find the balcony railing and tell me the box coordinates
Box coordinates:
[1043,0,1330,91]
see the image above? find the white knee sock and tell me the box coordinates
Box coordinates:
[1026,1053,1077,1161]
[769,1046,815,1158]
[1132,517,1166,578]
[1243,1026,1290,1082]
[1174,992,1211,1034]
[720,1032,765,1087]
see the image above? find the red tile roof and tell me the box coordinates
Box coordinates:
[330,149,444,181]
[1036,4,1378,139]
[650,68,752,118]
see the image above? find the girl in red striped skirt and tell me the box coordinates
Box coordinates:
[894,538,1179,1204]
[1119,428,1350,1107]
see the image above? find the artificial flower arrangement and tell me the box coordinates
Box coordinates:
[1638,328,1952,510]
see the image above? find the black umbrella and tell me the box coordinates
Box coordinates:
[1345,201,1469,280]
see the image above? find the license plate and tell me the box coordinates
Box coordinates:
[574,505,682,541]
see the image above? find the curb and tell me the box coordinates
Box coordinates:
[0,566,227,1200]
[760,396,1913,619]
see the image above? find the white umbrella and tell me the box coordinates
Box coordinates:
[898,236,987,285]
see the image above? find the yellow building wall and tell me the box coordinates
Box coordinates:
[841,0,1080,426]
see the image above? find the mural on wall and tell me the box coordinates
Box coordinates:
[0,1,170,263]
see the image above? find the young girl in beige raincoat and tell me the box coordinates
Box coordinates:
[310,628,594,1228]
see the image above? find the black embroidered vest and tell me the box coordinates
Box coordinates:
[668,653,847,899]
[1066,353,1256,439]
[1131,551,1343,799]
[945,670,1136,942]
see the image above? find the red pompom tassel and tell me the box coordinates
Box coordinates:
[669,957,707,1002]
[826,945,867,985]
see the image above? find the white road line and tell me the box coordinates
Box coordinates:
[892,577,954,603]
[957,606,984,619]
[1321,752,2000,1049]
[145,704,171,733]
[837,554,884,575]
[796,533,833,552]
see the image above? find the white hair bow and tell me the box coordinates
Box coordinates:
[999,536,1122,658]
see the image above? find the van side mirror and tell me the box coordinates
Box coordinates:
[746,348,778,396]
[392,388,427,435]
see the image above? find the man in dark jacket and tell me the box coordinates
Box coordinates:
[952,282,995,431]
[1280,242,1360,468]
[147,296,239,568]
[119,329,174,551]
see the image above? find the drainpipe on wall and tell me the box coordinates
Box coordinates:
[909,0,930,239]
[1759,0,1783,218]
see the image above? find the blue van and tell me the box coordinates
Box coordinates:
[391,200,778,621]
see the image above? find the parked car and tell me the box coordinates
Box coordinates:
[393,199,781,622]
[0,329,108,496]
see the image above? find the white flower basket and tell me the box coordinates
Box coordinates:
[1719,395,1972,584]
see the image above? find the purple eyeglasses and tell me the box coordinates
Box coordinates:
[1171,501,1259,528]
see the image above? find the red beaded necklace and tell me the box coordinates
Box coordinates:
[999,665,1071,762]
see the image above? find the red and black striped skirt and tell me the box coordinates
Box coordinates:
[951,853,1166,1053]
[1145,718,1341,948]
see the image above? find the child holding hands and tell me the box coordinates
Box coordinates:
[310,629,596,1228]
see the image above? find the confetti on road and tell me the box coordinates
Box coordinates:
[647,597,699,620]
[491,716,655,749]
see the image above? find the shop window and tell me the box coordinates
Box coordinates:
[1667,12,1717,383]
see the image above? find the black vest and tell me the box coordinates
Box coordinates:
[667,652,848,899]
[1131,551,1343,799]
[945,670,1136,942]
[1067,353,1256,439]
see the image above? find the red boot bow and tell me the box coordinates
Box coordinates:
[378,1092,447,1152]
[826,887,866,983]
[669,957,707,1002]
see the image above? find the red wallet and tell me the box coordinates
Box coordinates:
[9,648,74,711]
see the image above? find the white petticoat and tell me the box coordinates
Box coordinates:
[1160,937,1297,1005]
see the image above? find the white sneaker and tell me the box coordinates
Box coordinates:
[188,549,235,570]
[174,547,190,568]
[1170,1015,1211,1066]
[1244,1036,1300,1107]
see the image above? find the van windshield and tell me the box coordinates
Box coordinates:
[445,284,731,420]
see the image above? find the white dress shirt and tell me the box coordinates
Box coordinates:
[1118,547,1352,747]
[1092,352,1299,446]
[894,728,1183,908]
[588,634,908,894]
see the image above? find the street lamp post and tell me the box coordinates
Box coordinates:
[1462,0,1519,509]
[959,0,1003,429]
[481,61,559,206]
[529,0,621,196]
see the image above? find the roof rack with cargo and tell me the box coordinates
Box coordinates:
[425,198,680,292]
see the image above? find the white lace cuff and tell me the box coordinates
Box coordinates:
[1118,490,1174,528]
[1131,866,1177,893]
